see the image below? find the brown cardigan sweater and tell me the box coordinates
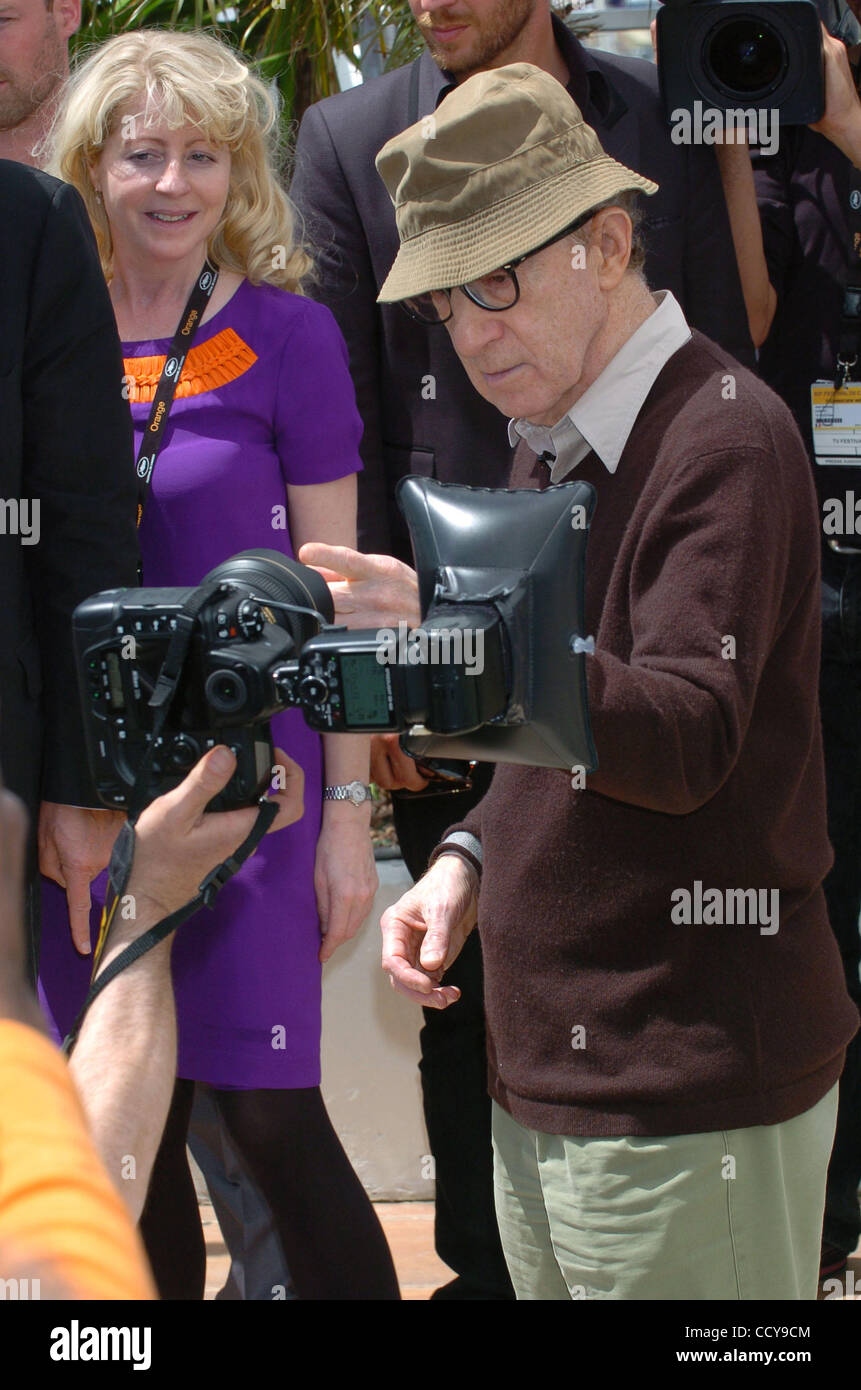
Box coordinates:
[447,331,859,1137]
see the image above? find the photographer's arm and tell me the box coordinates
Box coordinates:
[714,140,777,349]
[0,787,154,1298]
[67,746,303,1219]
[716,25,861,348]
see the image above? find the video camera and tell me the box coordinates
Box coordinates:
[73,477,598,811]
[656,0,825,125]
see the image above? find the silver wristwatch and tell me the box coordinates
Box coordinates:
[323,780,374,807]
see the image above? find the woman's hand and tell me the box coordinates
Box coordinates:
[314,806,378,962]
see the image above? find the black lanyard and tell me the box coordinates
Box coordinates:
[134,259,219,527]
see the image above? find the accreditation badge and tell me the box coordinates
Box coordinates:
[811,379,861,464]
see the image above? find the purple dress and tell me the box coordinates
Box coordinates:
[39,279,362,1088]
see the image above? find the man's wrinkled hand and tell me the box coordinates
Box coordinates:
[381,854,479,1009]
[298,542,421,631]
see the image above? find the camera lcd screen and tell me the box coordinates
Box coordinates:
[106,651,125,712]
[339,653,391,727]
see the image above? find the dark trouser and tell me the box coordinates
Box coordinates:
[393,767,514,1300]
[140,1080,400,1300]
[820,550,861,1257]
[188,1084,295,1300]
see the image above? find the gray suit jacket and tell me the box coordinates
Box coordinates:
[291,19,752,559]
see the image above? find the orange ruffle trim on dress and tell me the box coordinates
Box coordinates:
[123,328,258,403]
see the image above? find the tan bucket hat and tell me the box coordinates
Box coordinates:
[375,62,658,304]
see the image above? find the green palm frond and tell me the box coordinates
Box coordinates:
[76,3,590,129]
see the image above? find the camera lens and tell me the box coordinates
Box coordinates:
[202,549,334,651]
[206,668,248,715]
[705,17,786,98]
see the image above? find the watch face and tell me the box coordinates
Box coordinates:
[325,782,370,804]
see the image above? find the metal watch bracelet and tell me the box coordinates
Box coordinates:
[323,780,374,807]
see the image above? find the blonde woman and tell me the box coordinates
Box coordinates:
[38,29,399,1300]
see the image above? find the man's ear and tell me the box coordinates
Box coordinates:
[594,208,632,291]
[53,0,82,45]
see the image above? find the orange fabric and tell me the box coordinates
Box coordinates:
[0,1020,155,1300]
[123,327,258,403]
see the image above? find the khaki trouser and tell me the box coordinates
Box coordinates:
[492,1084,839,1300]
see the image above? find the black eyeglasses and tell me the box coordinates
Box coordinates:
[400,210,596,326]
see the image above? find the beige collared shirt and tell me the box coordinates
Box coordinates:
[507,290,692,482]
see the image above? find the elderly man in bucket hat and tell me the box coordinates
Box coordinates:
[300,65,859,1301]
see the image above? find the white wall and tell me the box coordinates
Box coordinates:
[321,856,434,1200]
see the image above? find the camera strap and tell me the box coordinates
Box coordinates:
[125,577,224,821]
[134,259,219,529]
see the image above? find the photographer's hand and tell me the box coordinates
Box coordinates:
[811,26,861,166]
[123,744,303,926]
[298,543,422,631]
[381,855,479,1009]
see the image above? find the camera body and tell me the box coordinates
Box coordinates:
[74,479,599,813]
[657,0,824,125]
[74,561,310,812]
[73,550,511,811]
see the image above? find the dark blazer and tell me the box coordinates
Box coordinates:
[0,161,139,816]
[290,17,753,559]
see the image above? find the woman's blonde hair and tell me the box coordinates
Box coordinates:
[44,28,311,291]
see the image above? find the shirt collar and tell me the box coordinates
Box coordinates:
[508,291,692,481]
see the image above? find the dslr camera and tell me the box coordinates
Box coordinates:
[73,477,598,811]
[656,0,825,125]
